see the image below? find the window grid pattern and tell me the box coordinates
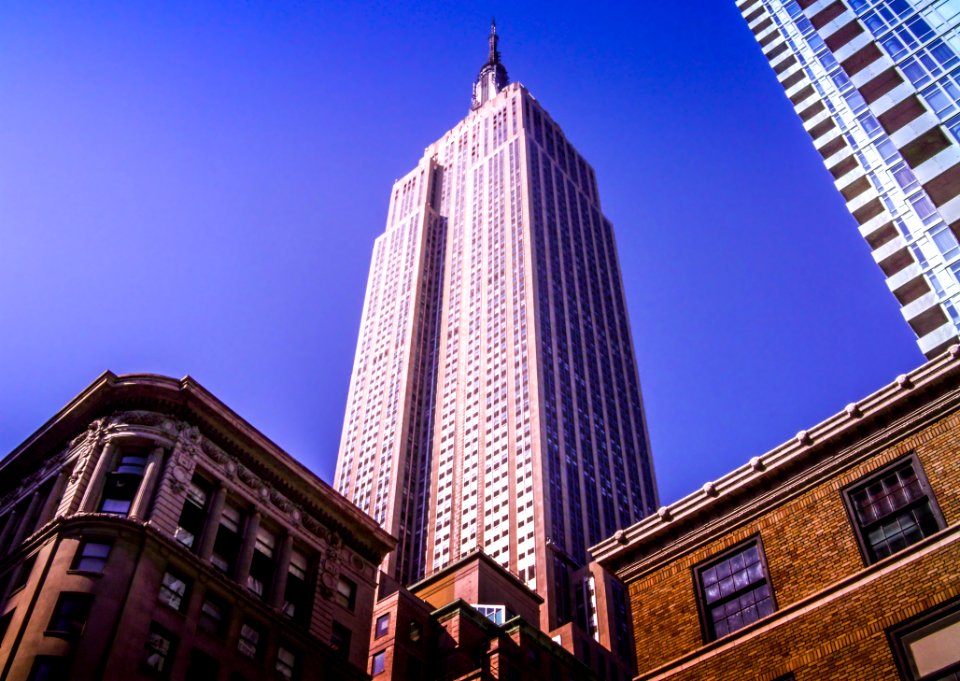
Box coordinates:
[699,543,775,640]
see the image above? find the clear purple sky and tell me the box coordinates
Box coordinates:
[0,2,923,505]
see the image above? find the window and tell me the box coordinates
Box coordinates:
[247,526,276,598]
[143,622,178,678]
[198,594,229,636]
[211,504,242,574]
[843,455,945,565]
[99,450,148,516]
[27,656,68,681]
[890,598,960,680]
[0,610,13,647]
[375,613,390,639]
[282,550,309,622]
[473,604,506,625]
[158,569,190,613]
[237,621,263,659]
[695,539,776,641]
[47,593,92,636]
[371,650,386,675]
[330,621,351,658]
[275,646,297,680]
[175,478,211,550]
[185,648,219,681]
[72,540,111,573]
[409,621,422,642]
[334,576,356,611]
[10,555,36,593]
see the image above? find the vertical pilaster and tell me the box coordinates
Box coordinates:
[129,446,165,521]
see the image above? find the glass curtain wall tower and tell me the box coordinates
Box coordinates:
[334,23,658,630]
[739,0,960,357]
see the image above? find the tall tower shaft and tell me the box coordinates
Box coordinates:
[335,25,657,630]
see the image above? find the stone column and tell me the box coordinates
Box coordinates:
[197,485,226,560]
[234,510,261,585]
[36,470,70,526]
[78,441,117,512]
[8,491,43,549]
[0,509,20,554]
[270,533,295,609]
[129,446,165,521]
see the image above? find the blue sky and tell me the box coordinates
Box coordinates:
[0,1,922,505]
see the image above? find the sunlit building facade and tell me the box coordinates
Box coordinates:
[739,0,960,357]
[334,23,658,630]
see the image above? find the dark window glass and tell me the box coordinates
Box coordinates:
[143,622,178,678]
[375,614,390,639]
[47,593,92,636]
[211,504,242,574]
[246,527,275,599]
[845,456,945,564]
[158,569,190,613]
[185,648,219,681]
[10,555,36,593]
[175,478,211,550]
[890,598,960,680]
[73,540,111,573]
[275,646,297,680]
[282,550,309,622]
[0,609,14,647]
[27,656,69,681]
[330,622,351,658]
[696,540,775,641]
[371,650,386,675]
[237,621,263,660]
[99,452,148,516]
[198,594,229,636]
[335,576,356,611]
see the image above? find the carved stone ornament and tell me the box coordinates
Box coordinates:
[702,481,718,498]
[169,425,202,493]
[896,374,913,389]
[749,456,765,472]
[845,402,862,418]
[613,529,628,545]
[657,506,672,522]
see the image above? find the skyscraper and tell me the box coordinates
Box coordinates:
[738,0,960,358]
[334,23,658,630]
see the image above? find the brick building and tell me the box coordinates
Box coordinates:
[0,372,394,681]
[365,550,632,681]
[593,347,960,680]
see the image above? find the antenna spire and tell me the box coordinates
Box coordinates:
[472,19,509,110]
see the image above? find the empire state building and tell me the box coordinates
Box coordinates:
[334,22,658,630]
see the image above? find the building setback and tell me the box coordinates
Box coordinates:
[738,0,960,357]
[0,372,394,681]
[334,22,658,635]
[593,346,960,679]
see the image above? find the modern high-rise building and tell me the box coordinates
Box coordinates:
[738,0,960,358]
[334,23,658,631]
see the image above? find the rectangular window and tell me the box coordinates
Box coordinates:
[371,650,386,675]
[72,540,112,573]
[175,477,211,550]
[695,539,776,641]
[185,648,219,680]
[10,555,36,593]
[237,621,263,660]
[890,597,960,680]
[143,622,178,678]
[198,594,229,636]
[211,504,242,574]
[843,454,945,565]
[99,451,148,516]
[330,622,351,658]
[27,656,69,681]
[375,613,390,639]
[335,576,357,611]
[46,593,93,637]
[246,526,276,598]
[282,550,309,622]
[275,646,297,680]
[158,569,191,613]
